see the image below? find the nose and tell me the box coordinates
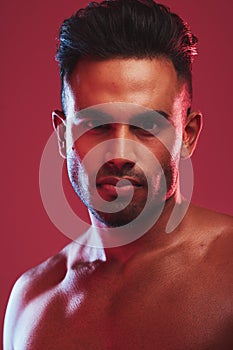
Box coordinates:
[107,158,135,171]
[105,124,136,171]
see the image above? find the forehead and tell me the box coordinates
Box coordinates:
[66,57,188,117]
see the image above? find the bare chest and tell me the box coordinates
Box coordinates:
[15,261,233,350]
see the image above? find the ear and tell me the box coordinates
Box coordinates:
[181,111,203,159]
[52,110,67,159]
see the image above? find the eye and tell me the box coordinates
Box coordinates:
[76,109,113,134]
[133,117,162,136]
[82,119,111,133]
[140,119,158,131]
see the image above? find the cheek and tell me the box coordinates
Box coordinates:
[66,122,97,158]
[72,133,99,159]
[72,138,107,177]
[73,138,90,160]
[141,137,180,187]
[141,138,172,165]
[157,127,183,163]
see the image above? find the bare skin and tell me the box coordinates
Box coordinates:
[4,58,233,349]
[4,206,233,349]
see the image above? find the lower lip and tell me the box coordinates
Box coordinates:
[98,184,141,197]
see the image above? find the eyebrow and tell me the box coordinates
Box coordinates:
[155,110,171,119]
[76,109,113,121]
[133,110,171,120]
[75,108,171,121]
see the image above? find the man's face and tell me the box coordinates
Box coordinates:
[63,58,189,227]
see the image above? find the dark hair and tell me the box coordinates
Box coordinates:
[56,0,198,111]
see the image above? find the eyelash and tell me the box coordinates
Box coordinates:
[82,120,111,132]
[80,118,164,136]
[137,120,159,130]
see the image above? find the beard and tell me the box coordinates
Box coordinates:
[66,151,177,229]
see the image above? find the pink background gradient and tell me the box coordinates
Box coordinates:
[1,0,232,345]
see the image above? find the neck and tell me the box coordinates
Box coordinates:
[87,193,189,264]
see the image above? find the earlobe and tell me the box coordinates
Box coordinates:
[181,111,203,159]
[52,110,67,159]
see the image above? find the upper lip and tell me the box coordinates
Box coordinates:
[96,176,142,187]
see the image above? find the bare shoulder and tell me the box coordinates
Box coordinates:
[3,246,69,349]
[188,204,233,267]
[14,250,67,300]
[189,204,233,228]
[187,204,233,238]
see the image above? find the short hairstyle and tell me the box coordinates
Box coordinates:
[56,0,198,112]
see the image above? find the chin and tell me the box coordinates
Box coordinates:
[90,202,145,227]
[90,194,168,228]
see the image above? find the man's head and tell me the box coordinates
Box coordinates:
[53,0,202,229]
[56,0,198,113]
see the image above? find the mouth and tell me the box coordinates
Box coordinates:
[96,176,143,197]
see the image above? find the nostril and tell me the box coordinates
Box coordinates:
[107,158,135,170]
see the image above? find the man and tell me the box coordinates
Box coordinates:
[4,0,233,349]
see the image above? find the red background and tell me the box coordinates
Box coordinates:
[1,0,232,346]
